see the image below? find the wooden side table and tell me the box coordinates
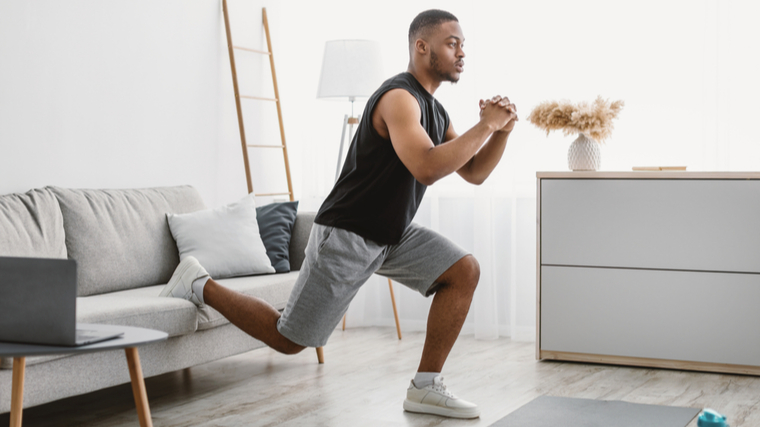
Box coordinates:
[0,324,168,427]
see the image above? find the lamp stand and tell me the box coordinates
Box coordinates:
[335,114,360,182]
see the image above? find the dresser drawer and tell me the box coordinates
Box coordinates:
[541,179,760,273]
[540,265,760,366]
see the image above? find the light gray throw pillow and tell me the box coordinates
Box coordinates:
[166,193,275,279]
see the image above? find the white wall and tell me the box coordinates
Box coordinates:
[0,0,281,207]
[7,1,757,204]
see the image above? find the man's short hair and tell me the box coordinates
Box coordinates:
[408,9,458,46]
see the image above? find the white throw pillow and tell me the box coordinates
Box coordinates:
[166,193,275,279]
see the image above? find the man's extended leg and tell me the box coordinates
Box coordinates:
[202,279,305,355]
[158,256,305,355]
[418,254,480,373]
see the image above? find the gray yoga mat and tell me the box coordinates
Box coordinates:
[490,396,700,427]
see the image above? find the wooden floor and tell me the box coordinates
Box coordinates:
[3,327,759,426]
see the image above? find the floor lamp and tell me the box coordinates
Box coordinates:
[317,40,384,181]
[316,40,403,339]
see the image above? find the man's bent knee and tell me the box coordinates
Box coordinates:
[279,342,306,355]
[460,255,480,290]
[437,255,480,291]
[272,327,306,355]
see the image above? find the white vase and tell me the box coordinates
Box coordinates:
[567,133,601,171]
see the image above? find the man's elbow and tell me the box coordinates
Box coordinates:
[464,174,486,185]
[412,166,442,186]
[458,169,486,185]
[420,172,484,186]
[416,174,438,186]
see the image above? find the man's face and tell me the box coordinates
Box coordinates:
[428,21,465,83]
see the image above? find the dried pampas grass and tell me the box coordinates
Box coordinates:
[527,96,624,143]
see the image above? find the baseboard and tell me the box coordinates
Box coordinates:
[540,350,760,376]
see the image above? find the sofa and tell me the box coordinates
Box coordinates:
[0,185,314,413]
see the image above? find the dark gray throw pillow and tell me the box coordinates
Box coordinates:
[256,201,299,273]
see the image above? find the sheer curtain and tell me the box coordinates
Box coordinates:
[274,0,760,342]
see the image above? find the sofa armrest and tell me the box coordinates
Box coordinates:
[289,212,315,271]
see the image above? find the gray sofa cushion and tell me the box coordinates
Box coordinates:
[0,188,67,258]
[78,284,197,337]
[0,284,198,369]
[49,186,206,296]
[196,271,299,330]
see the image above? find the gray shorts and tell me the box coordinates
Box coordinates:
[276,223,469,347]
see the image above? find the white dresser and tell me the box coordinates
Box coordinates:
[537,172,760,375]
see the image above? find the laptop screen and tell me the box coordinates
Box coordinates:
[0,257,78,346]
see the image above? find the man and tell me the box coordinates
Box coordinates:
[160,9,517,419]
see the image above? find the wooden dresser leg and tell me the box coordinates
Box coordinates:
[316,347,325,364]
[10,357,25,427]
[125,348,153,427]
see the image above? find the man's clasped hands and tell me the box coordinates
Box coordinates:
[479,95,518,133]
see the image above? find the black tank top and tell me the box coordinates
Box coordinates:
[314,72,450,245]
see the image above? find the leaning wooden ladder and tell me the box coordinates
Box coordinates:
[222,3,325,364]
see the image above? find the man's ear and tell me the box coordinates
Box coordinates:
[414,38,428,55]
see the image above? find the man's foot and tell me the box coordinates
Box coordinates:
[159,256,209,306]
[403,376,480,419]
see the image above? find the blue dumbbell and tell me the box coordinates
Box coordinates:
[697,409,728,427]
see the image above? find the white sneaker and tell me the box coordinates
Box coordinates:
[403,376,480,419]
[159,256,209,306]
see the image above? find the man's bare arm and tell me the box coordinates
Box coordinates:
[452,97,518,184]
[452,126,511,185]
[377,89,512,186]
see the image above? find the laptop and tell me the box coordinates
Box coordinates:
[0,256,123,346]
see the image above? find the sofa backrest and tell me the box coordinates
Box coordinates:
[49,186,205,296]
[0,188,67,259]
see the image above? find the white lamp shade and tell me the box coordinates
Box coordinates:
[317,40,384,100]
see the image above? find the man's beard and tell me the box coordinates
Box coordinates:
[430,49,459,83]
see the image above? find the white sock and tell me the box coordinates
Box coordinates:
[413,372,440,389]
[191,276,209,305]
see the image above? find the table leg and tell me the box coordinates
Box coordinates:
[124,348,153,427]
[10,357,25,427]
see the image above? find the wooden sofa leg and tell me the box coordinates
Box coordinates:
[10,357,25,427]
[316,347,324,364]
